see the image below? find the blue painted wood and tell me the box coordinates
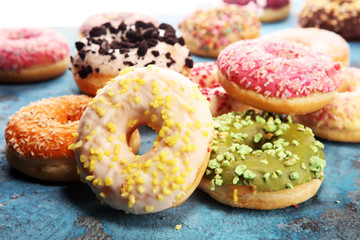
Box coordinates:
[1,1,359,239]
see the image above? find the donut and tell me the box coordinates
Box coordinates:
[224,0,291,22]
[298,0,360,41]
[189,61,254,116]
[178,5,260,58]
[4,95,142,182]
[73,66,214,214]
[294,67,360,142]
[261,28,350,67]
[217,39,342,115]
[199,110,326,210]
[71,21,193,95]
[0,28,70,83]
[79,12,158,38]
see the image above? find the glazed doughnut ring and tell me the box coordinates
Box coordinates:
[71,21,193,95]
[73,66,214,214]
[5,95,92,181]
[217,39,342,114]
[189,61,254,116]
[5,95,141,182]
[199,110,326,210]
[0,28,70,83]
[294,67,360,142]
[262,28,350,67]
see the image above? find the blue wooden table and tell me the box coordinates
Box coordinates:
[1,1,359,239]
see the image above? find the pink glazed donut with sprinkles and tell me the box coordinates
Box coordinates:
[189,61,255,116]
[217,39,342,114]
[0,28,70,83]
[294,67,360,142]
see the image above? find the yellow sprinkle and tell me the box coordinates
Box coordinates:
[85,175,95,181]
[157,163,164,170]
[111,156,119,162]
[120,159,127,165]
[121,192,129,198]
[174,151,180,157]
[68,143,75,150]
[171,183,179,191]
[176,122,183,129]
[104,150,111,156]
[186,166,193,172]
[105,177,113,186]
[165,119,174,127]
[181,171,189,177]
[233,189,238,202]
[79,155,86,163]
[151,114,158,122]
[90,147,96,154]
[72,132,79,138]
[162,188,172,195]
[175,176,186,184]
[85,135,91,141]
[145,205,154,212]
[107,123,117,133]
[182,136,190,144]
[135,177,145,184]
[76,166,82,175]
[74,140,83,149]
[98,152,104,161]
[161,180,168,188]
[202,130,209,137]
[154,140,159,147]
[109,163,115,168]
[157,194,164,200]
[188,106,195,113]
[137,186,145,193]
[134,96,141,104]
[127,119,138,128]
[159,151,169,161]
[152,178,159,185]
[144,110,150,116]
[186,123,192,129]
[133,84,140,92]
[100,192,106,198]
[119,134,126,142]
[152,171,159,178]
[107,134,114,142]
[128,194,136,208]
[144,159,153,168]
[195,120,202,129]
[120,67,135,75]
[171,167,179,174]
[166,159,177,166]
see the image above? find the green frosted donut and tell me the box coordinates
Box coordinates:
[204,110,326,193]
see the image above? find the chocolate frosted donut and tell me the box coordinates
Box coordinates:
[298,0,360,41]
[71,21,193,95]
[199,110,326,210]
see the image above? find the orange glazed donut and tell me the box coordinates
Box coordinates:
[0,28,70,83]
[262,28,350,67]
[79,12,158,38]
[5,95,92,182]
[73,66,214,214]
[294,67,360,142]
[189,61,254,116]
[178,5,260,58]
[217,39,342,114]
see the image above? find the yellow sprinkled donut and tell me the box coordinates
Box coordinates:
[73,66,214,214]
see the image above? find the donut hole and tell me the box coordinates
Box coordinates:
[137,125,158,154]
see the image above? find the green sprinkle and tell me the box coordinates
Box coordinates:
[275,170,283,176]
[214,168,223,175]
[216,154,224,162]
[274,117,282,125]
[215,175,223,186]
[309,156,326,173]
[233,176,239,184]
[263,172,271,181]
[274,129,283,136]
[208,159,220,169]
[234,122,242,130]
[223,152,231,160]
[237,144,253,155]
[286,115,293,123]
[262,142,273,151]
[271,172,278,179]
[206,169,212,175]
[255,115,266,124]
[265,149,276,156]
[222,160,230,167]
[264,123,277,133]
[211,146,219,153]
[310,146,318,153]
[210,179,215,190]
[301,163,307,170]
[243,170,256,180]
[254,133,263,143]
[260,159,269,165]
[284,158,297,167]
[277,151,287,159]
[306,127,314,136]
[292,140,299,146]
[314,140,324,149]
[286,183,294,189]
[279,123,290,131]
[252,150,263,155]
[290,171,299,180]
[235,165,247,176]
[228,145,237,153]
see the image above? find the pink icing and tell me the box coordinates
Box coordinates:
[0,28,70,72]
[223,0,290,9]
[217,39,342,98]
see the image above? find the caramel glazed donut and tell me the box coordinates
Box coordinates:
[71,21,193,95]
[73,66,214,214]
[5,95,141,182]
[298,0,360,41]
[294,67,360,142]
[199,110,326,210]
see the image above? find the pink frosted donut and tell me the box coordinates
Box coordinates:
[294,67,360,142]
[79,12,158,37]
[0,28,70,83]
[189,62,254,116]
[217,39,342,114]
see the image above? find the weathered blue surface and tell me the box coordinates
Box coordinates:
[1,1,359,239]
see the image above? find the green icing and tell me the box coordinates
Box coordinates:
[205,111,326,192]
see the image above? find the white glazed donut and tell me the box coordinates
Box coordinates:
[73,66,214,214]
[189,61,254,116]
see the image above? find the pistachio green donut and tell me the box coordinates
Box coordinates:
[199,110,326,210]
